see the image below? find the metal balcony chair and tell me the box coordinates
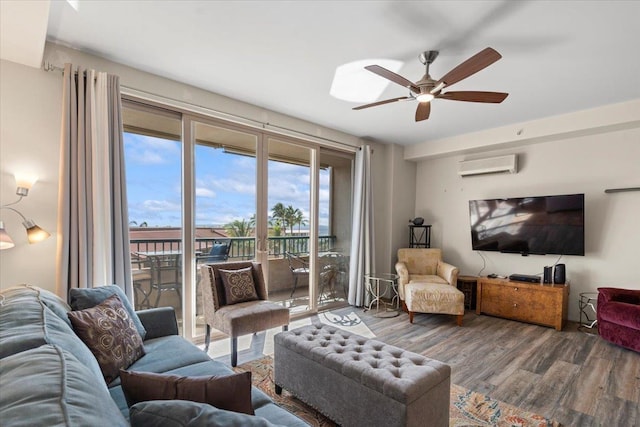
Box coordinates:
[285,251,309,298]
[198,240,231,264]
[318,252,349,302]
[149,254,182,308]
[131,253,153,310]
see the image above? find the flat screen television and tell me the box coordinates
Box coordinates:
[469,193,585,256]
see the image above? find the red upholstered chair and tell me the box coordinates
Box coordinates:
[597,287,640,353]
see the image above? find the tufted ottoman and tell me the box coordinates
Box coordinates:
[274,323,450,427]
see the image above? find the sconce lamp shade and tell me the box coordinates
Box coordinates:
[15,175,38,197]
[22,219,51,244]
[0,221,16,250]
[1,178,50,248]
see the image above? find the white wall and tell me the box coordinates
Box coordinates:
[0,59,61,291]
[414,129,640,321]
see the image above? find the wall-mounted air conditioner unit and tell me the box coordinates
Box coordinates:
[458,154,518,177]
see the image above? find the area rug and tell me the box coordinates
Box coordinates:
[234,356,560,427]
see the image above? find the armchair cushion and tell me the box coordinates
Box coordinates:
[219,267,259,305]
[212,300,290,338]
[397,248,440,276]
[202,261,268,310]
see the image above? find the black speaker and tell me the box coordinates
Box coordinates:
[543,266,553,284]
[553,264,566,284]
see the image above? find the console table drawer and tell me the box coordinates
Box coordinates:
[477,278,569,330]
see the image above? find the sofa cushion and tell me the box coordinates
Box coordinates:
[120,370,254,415]
[219,266,259,305]
[109,335,211,387]
[32,284,74,326]
[0,344,127,427]
[68,294,145,383]
[69,284,147,339]
[0,285,103,381]
[129,400,284,427]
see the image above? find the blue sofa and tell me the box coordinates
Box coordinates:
[0,284,308,426]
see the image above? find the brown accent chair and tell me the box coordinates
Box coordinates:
[200,261,290,366]
[395,248,464,325]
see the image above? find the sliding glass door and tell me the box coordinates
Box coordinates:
[266,137,314,312]
[192,120,259,336]
[122,101,185,331]
[123,97,354,343]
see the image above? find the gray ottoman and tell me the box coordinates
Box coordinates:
[274,324,450,427]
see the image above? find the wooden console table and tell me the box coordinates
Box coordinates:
[476,277,569,331]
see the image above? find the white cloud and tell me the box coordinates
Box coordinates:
[124,134,181,165]
[196,187,216,198]
[142,199,181,212]
[210,178,255,194]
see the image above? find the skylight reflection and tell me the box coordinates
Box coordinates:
[330,59,403,103]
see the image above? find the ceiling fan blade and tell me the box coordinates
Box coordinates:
[365,65,420,93]
[435,47,502,88]
[437,91,508,103]
[352,96,411,110]
[415,102,431,122]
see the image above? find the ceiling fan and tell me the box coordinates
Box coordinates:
[353,47,508,122]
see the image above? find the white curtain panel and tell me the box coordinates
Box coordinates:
[348,145,375,307]
[56,64,131,298]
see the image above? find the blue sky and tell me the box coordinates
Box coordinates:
[124,133,329,230]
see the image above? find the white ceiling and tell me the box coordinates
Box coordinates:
[9,1,640,145]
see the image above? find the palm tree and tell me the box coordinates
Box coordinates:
[294,210,307,234]
[271,203,286,226]
[271,203,288,236]
[224,219,253,237]
[284,205,299,235]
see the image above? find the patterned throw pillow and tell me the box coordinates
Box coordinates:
[68,294,145,384]
[219,267,259,305]
[120,370,254,415]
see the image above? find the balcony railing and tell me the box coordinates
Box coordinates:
[130,235,337,259]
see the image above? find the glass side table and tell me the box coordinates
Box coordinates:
[578,292,598,333]
[364,273,399,318]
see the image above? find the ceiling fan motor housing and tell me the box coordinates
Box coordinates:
[419,50,439,65]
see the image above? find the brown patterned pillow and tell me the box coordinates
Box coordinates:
[218,267,259,304]
[120,370,254,415]
[68,294,145,383]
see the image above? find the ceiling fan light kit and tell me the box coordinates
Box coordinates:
[416,93,434,103]
[353,47,509,122]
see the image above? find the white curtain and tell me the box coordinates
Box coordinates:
[347,145,375,307]
[56,63,132,298]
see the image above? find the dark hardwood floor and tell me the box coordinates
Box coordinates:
[210,306,639,427]
[339,307,639,427]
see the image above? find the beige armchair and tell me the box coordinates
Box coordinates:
[395,248,464,325]
[200,261,289,366]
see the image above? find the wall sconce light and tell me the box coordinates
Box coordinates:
[1,176,50,249]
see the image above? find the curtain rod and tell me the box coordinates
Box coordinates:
[43,61,359,152]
